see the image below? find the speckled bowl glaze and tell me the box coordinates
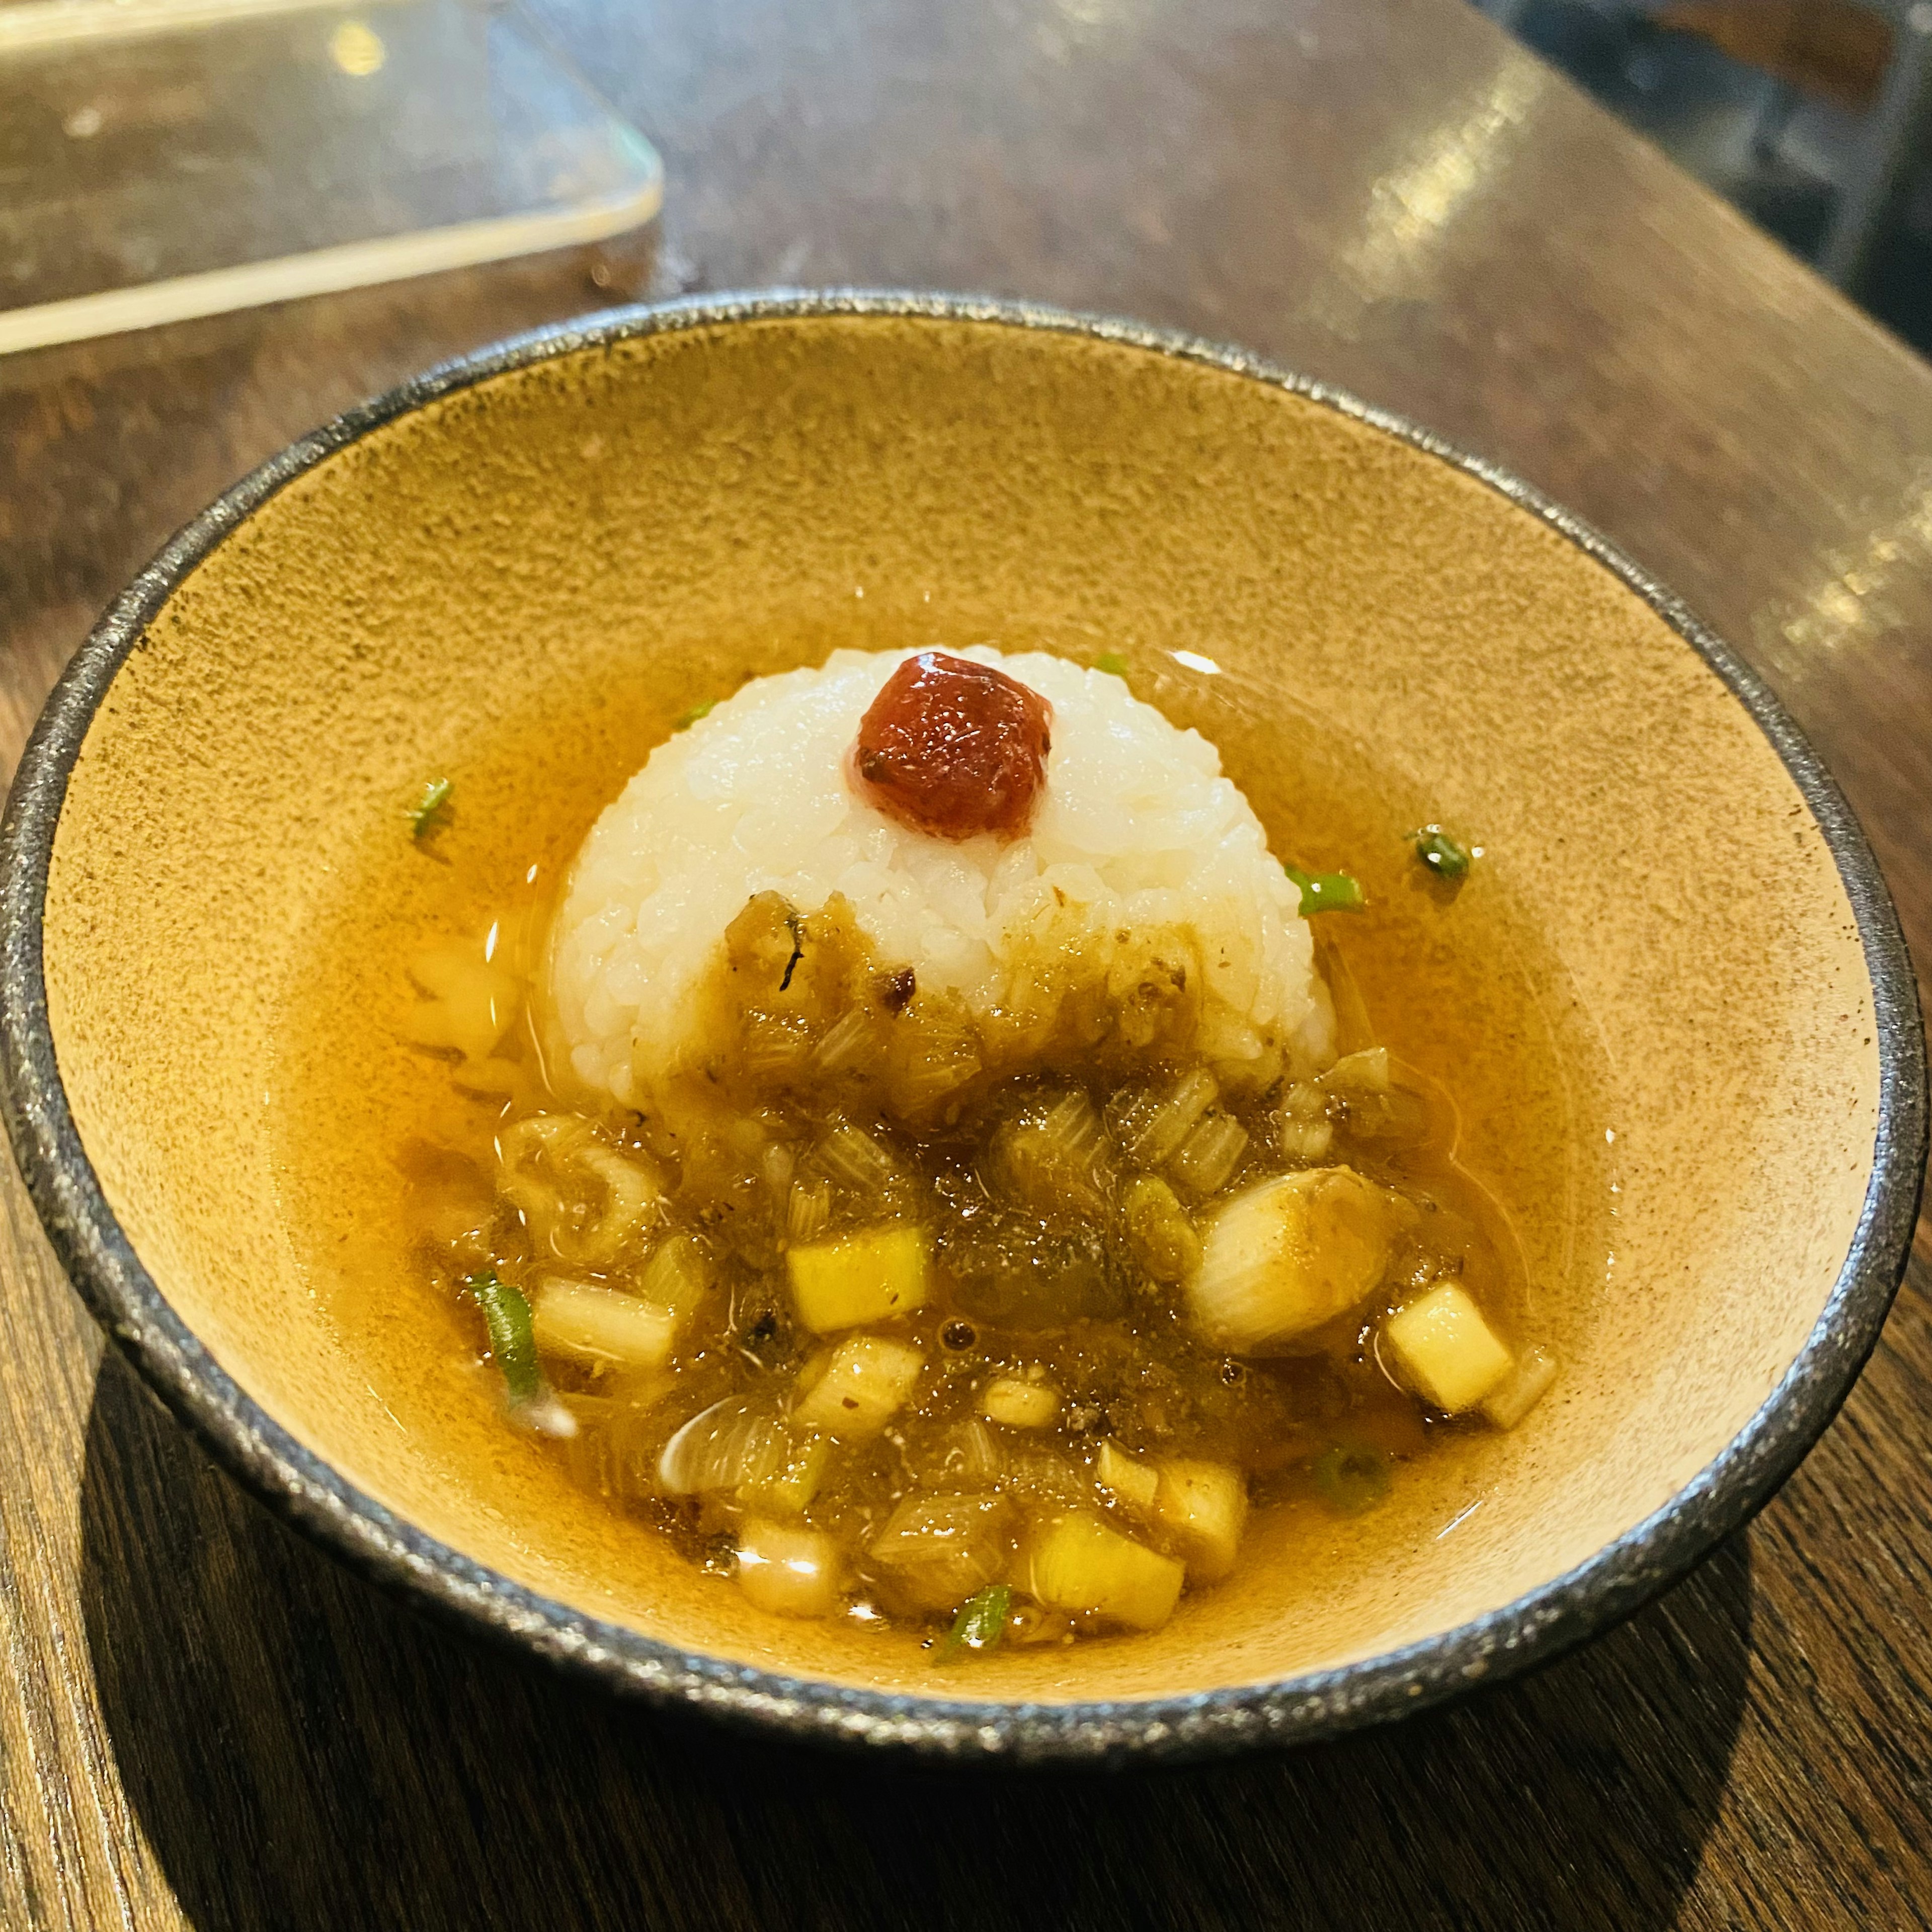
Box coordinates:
[1,293,1922,1763]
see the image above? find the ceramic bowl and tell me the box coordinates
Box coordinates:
[2,293,1922,1762]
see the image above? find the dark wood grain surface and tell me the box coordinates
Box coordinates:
[3,0,1930,1923]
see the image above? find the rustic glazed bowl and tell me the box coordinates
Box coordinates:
[1,294,1922,1763]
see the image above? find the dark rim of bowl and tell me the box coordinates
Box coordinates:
[0,291,1922,1766]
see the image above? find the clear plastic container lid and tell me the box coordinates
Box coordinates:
[0,0,664,354]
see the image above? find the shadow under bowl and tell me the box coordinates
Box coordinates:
[0,292,1922,1762]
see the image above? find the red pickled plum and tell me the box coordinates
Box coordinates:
[851,651,1053,839]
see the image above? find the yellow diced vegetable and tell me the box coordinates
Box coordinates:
[1026,1512,1185,1632]
[735,1517,844,1618]
[1153,1459,1248,1582]
[1385,1283,1514,1412]
[530,1279,677,1371]
[738,1431,834,1514]
[1481,1342,1559,1429]
[792,1335,924,1439]
[982,1376,1062,1428]
[787,1225,929,1332]
[1095,1440,1159,1512]
[1186,1167,1398,1351]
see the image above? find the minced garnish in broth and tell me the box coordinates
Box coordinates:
[398,844,1553,1653]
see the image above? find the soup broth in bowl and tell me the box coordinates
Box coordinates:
[334,638,1571,1659]
[12,297,1915,1754]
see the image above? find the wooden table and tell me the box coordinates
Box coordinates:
[3,0,1930,1923]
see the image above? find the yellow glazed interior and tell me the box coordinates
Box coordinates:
[42,314,1879,1704]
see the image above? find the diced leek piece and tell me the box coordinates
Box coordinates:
[814,1006,882,1073]
[1186,1167,1398,1352]
[949,1417,1005,1483]
[813,1121,898,1191]
[497,1115,662,1266]
[495,1115,588,1231]
[639,1233,709,1321]
[1133,1067,1219,1167]
[1153,1459,1248,1583]
[735,1517,844,1619]
[657,1396,791,1494]
[1481,1342,1559,1429]
[1411,825,1473,879]
[1283,864,1364,915]
[943,1583,1012,1656]
[744,1009,813,1081]
[997,1091,1107,1219]
[1002,1445,1090,1509]
[409,776,452,838]
[738,1431,834,1514]
[1281,1081,1327,1120]
[1319,1046,1391,1094]
[569,1143,661,1263]
[887,997,984,1113]
[982,1377,1062,1428]
[870,1493,1016,1609]
[762,1141,797,1197]
[1095,1440,1159,1512]
[530,1279,678,1371]
[1038,1091,1104,1163]
[1385,1283,1514,1412]
[465,1269,539,1405]
[1168,1111,1249,1196]
[792,1335,925,1439]
[1278,1120,1334,1163]
[870,1492,1015,1568]
[786,1176,833,1245]
[405,944,520,1061]
[787,1225,929,1332]
[1025,1512,1184,1632]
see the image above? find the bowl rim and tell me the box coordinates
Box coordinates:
[1,289,1922,1764]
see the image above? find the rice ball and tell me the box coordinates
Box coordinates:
[544,647,1334,1108]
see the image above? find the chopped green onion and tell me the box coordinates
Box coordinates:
[942,1583,1011,1658]
[1311,1443,1391,1515]
[464,1269,539,1405]
[673,699,716,732]
[1094,652,1130,678]
[1284,863,1365,916]
[408,777,452,840]
[1410,825,1473,880]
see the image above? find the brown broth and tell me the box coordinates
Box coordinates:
[271,632,1612,1662]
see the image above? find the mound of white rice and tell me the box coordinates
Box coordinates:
[546,647,1333,1106]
